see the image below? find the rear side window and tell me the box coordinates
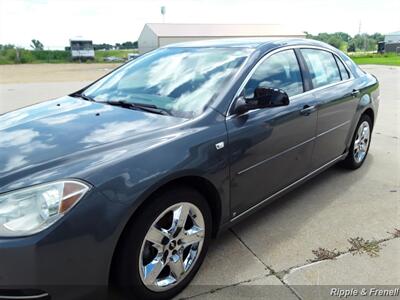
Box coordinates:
[301,49,341,88]
[244,49,303,98]
[334,56,350,80]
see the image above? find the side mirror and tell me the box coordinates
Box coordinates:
[234,87,290,114]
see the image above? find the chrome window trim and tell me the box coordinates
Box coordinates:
[227,45,355,117]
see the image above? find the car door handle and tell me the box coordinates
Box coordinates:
[300,105,316,116]
[351,89,360,97]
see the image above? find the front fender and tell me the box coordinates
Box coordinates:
[90,115,230,251]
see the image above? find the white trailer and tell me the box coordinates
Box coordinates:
[70,37,95,61]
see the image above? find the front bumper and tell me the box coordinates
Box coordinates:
[0,190,128,299]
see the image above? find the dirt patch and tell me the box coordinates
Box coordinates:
[0,63,122,84]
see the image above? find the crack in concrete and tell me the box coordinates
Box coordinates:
[178,274,270,299]
[374,132,399,139]
[180,229,399,299]
[229,229,304,300]
[281,234,399,282]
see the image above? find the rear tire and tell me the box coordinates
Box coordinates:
[340,114,372,169]
[111,187,212,300]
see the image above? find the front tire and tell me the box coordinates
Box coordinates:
[112,187,212,300]
[341,114,372,169]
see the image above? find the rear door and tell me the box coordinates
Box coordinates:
[226,49,318,216]
[299,48,358,168]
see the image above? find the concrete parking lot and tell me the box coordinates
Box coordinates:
[0,64,399,299]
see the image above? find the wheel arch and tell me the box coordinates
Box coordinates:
[362,107,375,128]
[345,100,376,153]
[108,174,223,284]
[139,175,223,237]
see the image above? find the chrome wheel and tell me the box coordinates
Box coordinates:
[139,202,205,292]
[353,121,370,163]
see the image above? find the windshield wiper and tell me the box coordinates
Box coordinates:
[97,100,172,116]
[71,92,96,102]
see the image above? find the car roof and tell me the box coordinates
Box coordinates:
[163,38,333,51]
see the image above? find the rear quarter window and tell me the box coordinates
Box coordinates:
[334,55,350,80]
[341,54,365,77]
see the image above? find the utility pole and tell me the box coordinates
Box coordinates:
[161,6,166,23]
[15,47,20,64]
[358,20,367,52]
[364,35,368,52]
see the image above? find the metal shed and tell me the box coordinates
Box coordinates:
[384,31,400,44]
[138,23,306,54]
[384,31,400,53]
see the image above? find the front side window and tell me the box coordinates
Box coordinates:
[301,49,341,88]
[84,47,252,118]
[243,50,304,98]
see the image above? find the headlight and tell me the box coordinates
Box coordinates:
[0,180,90,237]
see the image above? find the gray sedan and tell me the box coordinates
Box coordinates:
[0,38,379,299]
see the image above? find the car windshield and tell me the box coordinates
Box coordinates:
[83,47,252,118]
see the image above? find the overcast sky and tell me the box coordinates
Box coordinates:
[0,0,399,49]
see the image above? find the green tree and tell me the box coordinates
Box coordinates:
[93,43,113,50]
[352,34,376,51]
[0,44,16,50]
[306,32,383,52]
[116,41,138,49]
[371,32,384,42]
[327,36,343,49]
[30,39,44,51]
[352,34,365,50]
[347,41,356,52]
[334,32,351,43]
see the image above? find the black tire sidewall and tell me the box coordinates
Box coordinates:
[113,187,212,300]
[344,114,373,169]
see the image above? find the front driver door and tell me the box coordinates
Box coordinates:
[226,49,318,217]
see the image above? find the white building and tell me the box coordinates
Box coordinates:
[138,23,306,54]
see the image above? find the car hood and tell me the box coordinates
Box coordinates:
[0,96,186,186]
